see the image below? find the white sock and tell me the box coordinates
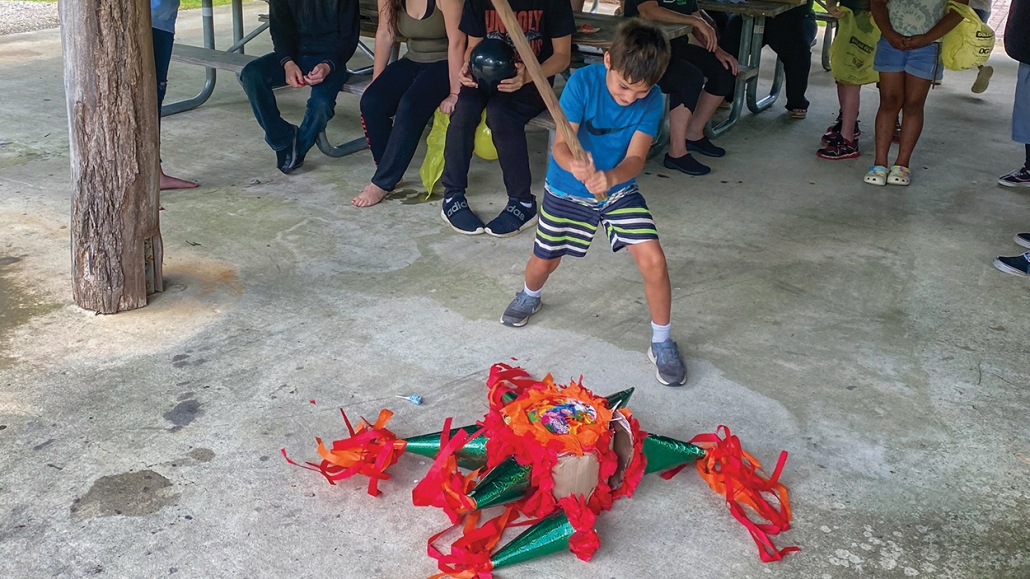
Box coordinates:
[523,283,541,298]
[651,321,671,343]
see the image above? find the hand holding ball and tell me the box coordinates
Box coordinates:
[468,38,517,92]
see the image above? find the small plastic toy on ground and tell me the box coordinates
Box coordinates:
[282,363,798,577]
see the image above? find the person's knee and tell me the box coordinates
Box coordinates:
[901,93,928,115]
[879,91,904,113]
[485,102,524,135]
[633,243,667,275]
[239,61,262,90]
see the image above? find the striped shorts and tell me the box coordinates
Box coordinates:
[533,185,659,260]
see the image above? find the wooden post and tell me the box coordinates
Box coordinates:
[59,0,163,314]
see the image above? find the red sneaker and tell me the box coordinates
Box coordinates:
[817,136,860,160]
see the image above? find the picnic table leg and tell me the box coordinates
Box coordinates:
[745,16,783,113]
[705,14,755,138]
[232,0,244,54]
[316,133,370,158]
[161,0,217,116]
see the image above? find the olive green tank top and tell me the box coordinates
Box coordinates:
[396,0,448,64]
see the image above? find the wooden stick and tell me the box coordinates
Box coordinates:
[489,0,607,201]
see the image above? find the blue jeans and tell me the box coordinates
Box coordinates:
[238,52,349,154]
[153,28,174,107]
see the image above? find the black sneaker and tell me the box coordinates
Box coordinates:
[276,129,300,175]
[485,198,537,238]
[686,136,726,158]
[663,153,710,176]
[993,252,1030,277]
[500,291,542,327]
[441,195,485,235]
[1015,233,1030,250]
[998,167,1030,188]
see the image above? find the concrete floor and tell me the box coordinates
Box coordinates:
[2,4,1030,579]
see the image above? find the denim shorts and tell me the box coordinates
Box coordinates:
[873,36,943,82]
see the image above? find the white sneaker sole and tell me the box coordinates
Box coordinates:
[997,178,1030,188]
[993,258,1030,277]
[486,214,539,238]
[1015,235,1030,250]
[440,209,484,235]
[647,347,688,386]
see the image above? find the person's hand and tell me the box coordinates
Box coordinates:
[570,152,596,182]
[583,168,611,197]
[715,48,739,75]
[497,64,527,93]
[284,60,305,88]
[884,31,907,50]
[903,34,932,49]
[692,19,718,52]
[304,63,331,86]
[439,93,459,114]
[825,0,844,18]
[459,62,478,88]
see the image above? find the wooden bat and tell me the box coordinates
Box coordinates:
[488,0,607,201]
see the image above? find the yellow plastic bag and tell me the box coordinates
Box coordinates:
[941,0,995,71]
[419,110,450,195]
[829,7,880,86]
[419,110,498,195]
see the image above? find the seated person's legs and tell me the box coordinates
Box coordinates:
[239,53,298,170]
[482,86,547,237]
[440,86,490,234]
[297,54,349,162]
[355,60,450,207]
[677,42,735,156]
[657,55,710,175]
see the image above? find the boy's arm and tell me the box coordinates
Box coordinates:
[906,0,968,47]
[551,128,652,193]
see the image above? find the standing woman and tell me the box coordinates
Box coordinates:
[152,0,198,189]
[352,0,466,207]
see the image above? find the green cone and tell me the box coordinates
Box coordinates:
[604,387,635,410]
[642,433,706,474]
[491,510,575,569]
[403,425,488,470]
[466,456,532,509]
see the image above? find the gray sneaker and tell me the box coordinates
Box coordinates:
[647,339,687,386]
[500,291,541,327]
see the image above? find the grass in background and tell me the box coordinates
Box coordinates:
[20,0,233,7]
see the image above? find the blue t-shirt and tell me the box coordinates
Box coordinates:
[545,64,663,199]
[152,0,181,34]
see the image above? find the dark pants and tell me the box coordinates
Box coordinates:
[360,58,450,191]
[720,12,817,111]
[238,52,349,154]
[153,28,174,107]
[658,40,736,111]
[441,84,547,204]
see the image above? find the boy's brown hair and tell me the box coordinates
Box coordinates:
[607,19,671,87]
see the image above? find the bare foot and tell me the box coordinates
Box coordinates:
[160,170,198,190]
[352,182,389,207]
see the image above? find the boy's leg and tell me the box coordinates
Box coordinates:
[838,82,861,142]
[238,53,294,153]
[894,73,933,168]
[297,55,349,159]
[152,27,198,189]
[483,85,547,236]
[626,240,671,327]
[999,63,1030,187]
[873,72,905,168]
[440,86,490,234]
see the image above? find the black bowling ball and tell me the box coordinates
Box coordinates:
[468,38,517,92]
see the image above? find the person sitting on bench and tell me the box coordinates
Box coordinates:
[352,0,467,207]
[238,0,360,174]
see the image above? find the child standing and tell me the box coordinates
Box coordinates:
[817,0,871,160]
[499,20,688,386]
[439,0,576,237]
[863,0,966,186]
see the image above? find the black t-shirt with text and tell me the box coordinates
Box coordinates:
[459,0,577,65]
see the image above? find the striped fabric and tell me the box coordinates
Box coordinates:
[533,187,659,260]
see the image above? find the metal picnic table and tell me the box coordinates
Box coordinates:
[698,0,805,137]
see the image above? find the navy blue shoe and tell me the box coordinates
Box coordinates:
[442,195,485,235]
[276,128,300,175]
[993,252,1030,277]
[686,136,726,158]
[663,153,710,176]
[485,198,537,238]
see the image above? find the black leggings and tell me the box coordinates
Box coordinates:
[719,12,816,111]
[657,40,735,112]
[360,58,450,191]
